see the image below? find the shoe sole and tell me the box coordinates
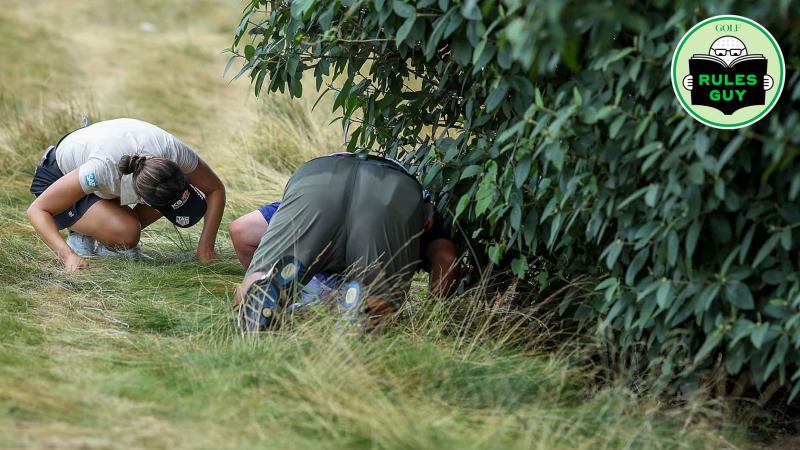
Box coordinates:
[239,256,305,332]
[338,281,365,328]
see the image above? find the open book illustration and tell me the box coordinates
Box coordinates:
[688,53,767,115]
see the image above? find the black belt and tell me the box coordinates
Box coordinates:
[330,153,435,227]
[331,152,422,188]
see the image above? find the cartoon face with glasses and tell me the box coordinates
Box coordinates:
[683,36,774,91]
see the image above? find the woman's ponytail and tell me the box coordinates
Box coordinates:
[118,155,148,176]
[121,155,185,206]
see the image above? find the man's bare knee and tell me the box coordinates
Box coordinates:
[231,215,262,247]
[229,219,244,247]
[229,218,252,261]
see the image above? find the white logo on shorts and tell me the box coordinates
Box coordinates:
[175,216,190,227]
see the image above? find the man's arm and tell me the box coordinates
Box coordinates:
[426,238,459,298]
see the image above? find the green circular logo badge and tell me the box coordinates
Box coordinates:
[671,15,785,129]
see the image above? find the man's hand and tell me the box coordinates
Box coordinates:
[235,271,268,308]
[764,74,774,91]
[197,247,219,262]
[682,75,694,91]
[63,253,89,272]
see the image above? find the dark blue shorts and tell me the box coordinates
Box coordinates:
[30,147,103,230]
[258,202,281,223]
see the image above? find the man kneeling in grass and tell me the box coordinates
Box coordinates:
[230,153,459,331]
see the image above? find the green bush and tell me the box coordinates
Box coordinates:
[230,0,800,399]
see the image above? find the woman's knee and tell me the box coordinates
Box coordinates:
[95,210,141,248]
[72,200,141,248]
[103,219,141,248]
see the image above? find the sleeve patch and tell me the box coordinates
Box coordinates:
[83,172,98,189]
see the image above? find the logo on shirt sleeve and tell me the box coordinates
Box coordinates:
[83,173,98,189]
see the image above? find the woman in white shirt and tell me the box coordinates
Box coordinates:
[27,118,226,271]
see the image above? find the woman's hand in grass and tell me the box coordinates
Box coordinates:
[186,159,226,265]
[27,170,91,272]
[196,247,219,262]
[63,252,89,272]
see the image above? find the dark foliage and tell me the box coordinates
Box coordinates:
[230,0,800,399]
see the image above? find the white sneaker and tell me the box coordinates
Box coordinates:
[96,244,153,261]
[66,231,96,256]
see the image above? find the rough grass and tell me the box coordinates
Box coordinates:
[0,1,751,449]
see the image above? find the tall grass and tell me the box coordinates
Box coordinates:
[0,0,753,449]
[243,94,343,173]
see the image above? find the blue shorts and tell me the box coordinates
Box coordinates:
[258,202,281,223]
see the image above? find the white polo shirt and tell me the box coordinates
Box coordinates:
[55,118,199,206]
